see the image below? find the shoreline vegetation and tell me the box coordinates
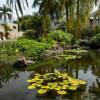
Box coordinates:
[0,31,100,64]
[0,30,73,64]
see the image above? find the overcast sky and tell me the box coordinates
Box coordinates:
[0,0,99,21]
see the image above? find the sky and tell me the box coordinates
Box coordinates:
[0,0,38,20]
[0,0,99,21]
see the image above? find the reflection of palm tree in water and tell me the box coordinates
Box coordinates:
[0,65,19,88]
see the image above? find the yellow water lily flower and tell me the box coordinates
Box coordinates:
[33,78,40,81]
[27,79,36,83]
[59,82,64,85]
[47,83,53,86]
[68,86,77,90]
[63,80,69,84]
[35,73,41,76]
[36,80,43,84]
[60,85,68,90]
[27,71,87,95]
[36,84,42,87]
[49,86,55,90]
[62,73,68,78]
[38,89,47,94]
[71,81,79,86]
[57,90,67,95]
[41,86,49,89]
[28,85,36,89]
[55,86,61,91]
[79,80,86,85]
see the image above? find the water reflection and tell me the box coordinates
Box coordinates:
[32,50,100,100]
[0,50,100,100]
[0,65,19,88]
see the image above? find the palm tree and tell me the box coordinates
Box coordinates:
[0,5,12,23]
[7,0,28,16]
[33,0,64,32]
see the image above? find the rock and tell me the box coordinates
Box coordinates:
[41,49,64,58]
[79,39,89,47]
[27,60,35,65]
[13,57,35,68]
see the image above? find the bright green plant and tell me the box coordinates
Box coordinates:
[0,41,18,63]
[48,30,73,44]
[64,49,88,54]
[27,70,86,96]
[17,38,53,59]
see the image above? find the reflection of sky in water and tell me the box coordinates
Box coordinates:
[78,66,98,92]
[0,72,37,100]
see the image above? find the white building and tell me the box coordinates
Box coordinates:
[0,23,23,40]
[89,9,100,28]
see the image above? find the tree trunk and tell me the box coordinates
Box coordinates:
[4,14,6,24]
[77,0,80,21]
[65,1,69,32]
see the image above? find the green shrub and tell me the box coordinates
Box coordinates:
[17,38,53,59]
[0,38,54,63]
[48,30,73,44]
[0,41,19,63]
[90,33,100,48]
[93,26,100,34]
[82,26,100,38]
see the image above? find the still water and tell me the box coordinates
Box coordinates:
[0,51,100,100]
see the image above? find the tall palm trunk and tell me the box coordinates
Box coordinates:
[77,0,80,21]
[65,1,69,22]
[65,1,69,32]
[4,14,6,24]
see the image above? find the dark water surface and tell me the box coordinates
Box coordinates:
[0,51,100,100]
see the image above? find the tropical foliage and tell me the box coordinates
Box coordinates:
[17,14,50,38]
[0,5,12,23]
[48,30,73,43]
[7,0,28,16]
[33,0,100,36]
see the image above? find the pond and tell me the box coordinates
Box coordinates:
[0,50,100,100]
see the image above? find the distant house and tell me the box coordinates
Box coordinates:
[89,9,100,28]
[0,23,24,40]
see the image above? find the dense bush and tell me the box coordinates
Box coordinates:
[93,26,100,35]
[90,33,100,49]
[81,26,100,38]
[0,38,54,63]
[48,30,73,44]
[17,39,53,59]
[18,14,50,38]
[0,29,74,63]
[0,41,18,63]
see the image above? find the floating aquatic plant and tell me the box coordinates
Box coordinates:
[64,49,88,54]
[55,49,87,61]
[55,54,81,60]
[27,70,86,96]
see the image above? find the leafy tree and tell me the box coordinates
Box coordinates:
[7,0,28,16]
[33,0,100,37]
[0,5,12,23]
[17,14,50,38]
